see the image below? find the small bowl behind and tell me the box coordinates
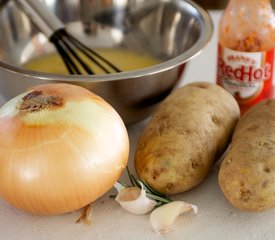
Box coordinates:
[0,0,213,124]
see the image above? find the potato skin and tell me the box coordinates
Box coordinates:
[134,82,240,194]
[219,99,275,211]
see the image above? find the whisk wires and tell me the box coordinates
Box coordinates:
[50,29,121,75]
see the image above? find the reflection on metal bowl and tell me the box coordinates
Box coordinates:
[0,0,213,124]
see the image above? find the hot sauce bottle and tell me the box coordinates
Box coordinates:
[217,0,275,114]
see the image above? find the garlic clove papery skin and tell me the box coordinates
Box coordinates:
[150,201,198,234]
[115,186,157,215]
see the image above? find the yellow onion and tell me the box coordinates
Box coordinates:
[0,83,129,215]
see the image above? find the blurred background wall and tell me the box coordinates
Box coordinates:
[193,0,275,9]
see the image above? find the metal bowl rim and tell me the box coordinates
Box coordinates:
[0,0,213,82]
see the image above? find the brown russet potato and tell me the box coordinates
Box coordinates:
[219,99,275,211]
[134,82,240,194]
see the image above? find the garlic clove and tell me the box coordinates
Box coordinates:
[150,201,198,234]
[115,185,157,215]
[114,182,125,192]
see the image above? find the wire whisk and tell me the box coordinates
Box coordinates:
[15,0,121,75]
[50,29,121,75]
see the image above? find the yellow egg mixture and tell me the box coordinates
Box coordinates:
[23,48,160,74]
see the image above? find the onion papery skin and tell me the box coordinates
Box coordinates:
[0,83,129,215]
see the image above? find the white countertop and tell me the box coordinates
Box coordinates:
[1,11,275,240]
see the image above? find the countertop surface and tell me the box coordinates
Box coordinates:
[1,11,275,240]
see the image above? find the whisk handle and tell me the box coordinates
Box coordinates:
[15,0,64,38]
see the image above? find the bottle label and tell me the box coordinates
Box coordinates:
[217,44,274,112]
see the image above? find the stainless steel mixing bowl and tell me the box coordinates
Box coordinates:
[0,0,212,124]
